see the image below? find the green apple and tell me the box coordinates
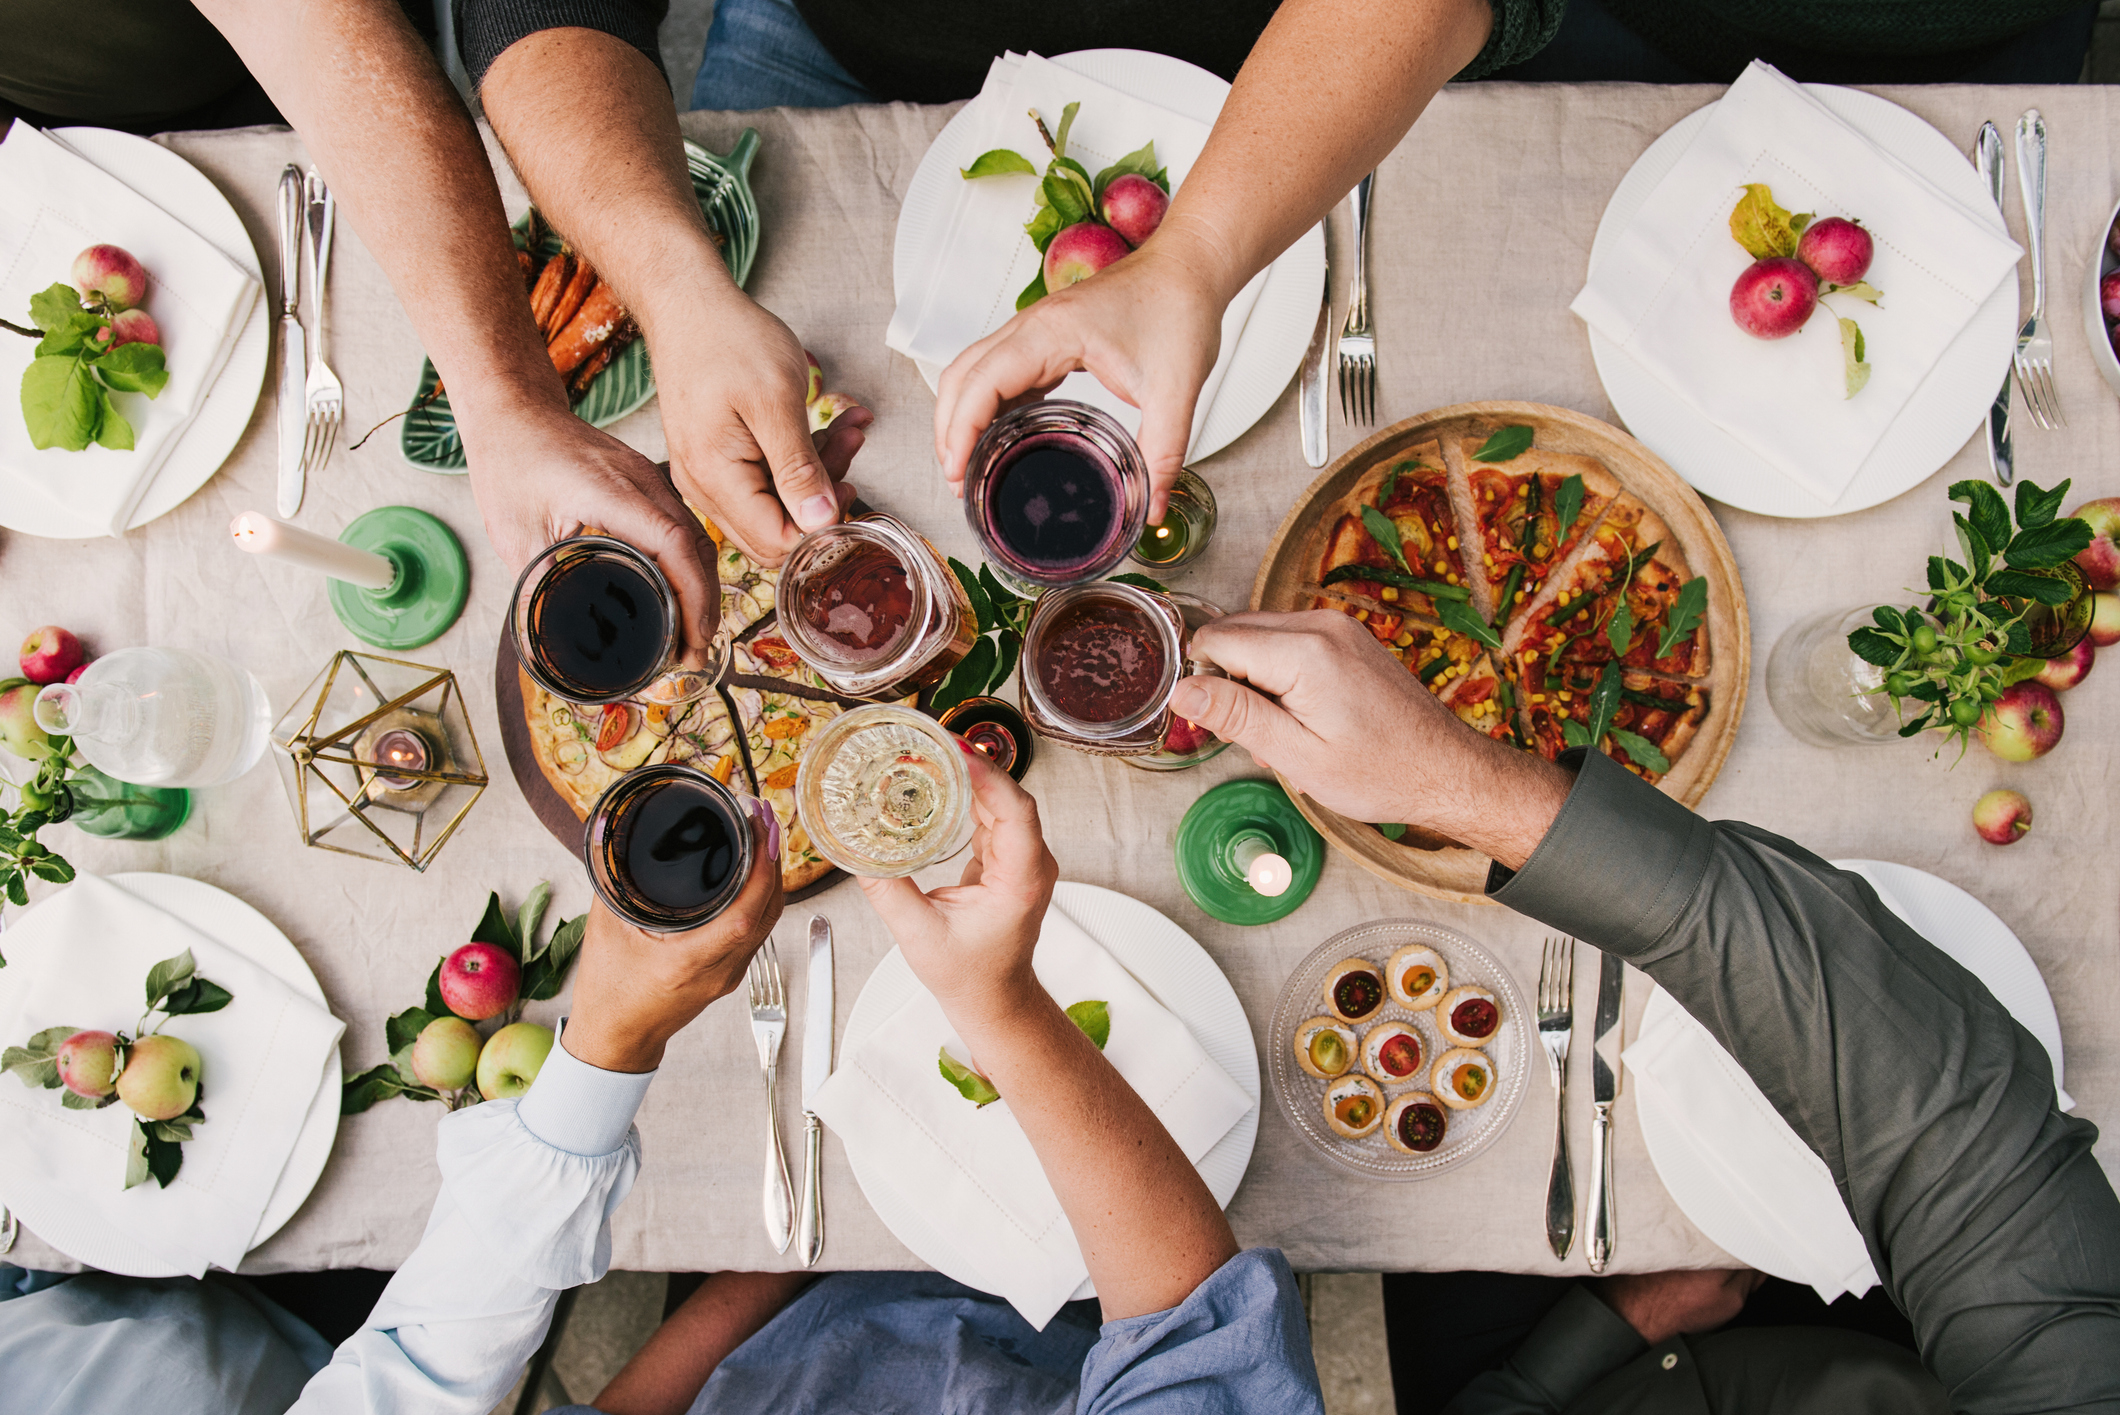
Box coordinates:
[0,678,54,762]
[56,1029,121,1098]
[117,1034,201,1120]
[411,1016,483,1091]
[476,1022,553,1100]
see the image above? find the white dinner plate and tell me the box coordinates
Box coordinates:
[1635,859,2067,1287]
[892,49,1325,465]
[0,873,340,1275]
[1586,87,2017,519]
[839,881,1260,1302]
[0,128,270,539]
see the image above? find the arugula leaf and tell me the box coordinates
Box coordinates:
[1584,661,1623,746]
[1106,572,1169,593]
[1052,101,1080,160]
[1605,601,1634,658]
[1729,184,1805,260]
[144,950,197,1009]
[385,1006,437,1055]
[1378,465,1401,506]
[1847,626,1900,667]
[1553,473,1585,541]
[1472,426,1534,463]
[938,1048,1001,1107]
[1950,480,2013,556]
[2015,477,2068,531]
[1656,578,1709,660]
[1360,504,1410,572]
[1064,1000,1110,1051]
[1437,597,1503,652]
[160,977,233,1016]
[1015,270,1048,311]
[929,635,998,715]
[1091,140,1162,202]
[1609,728,1671,774]
[960,149,1038,179]
[2004,518,2094,571]
[22,353,105,451]
[1561,719,1593,749]
[1839,317,1870,398]
[950,557,997,634]
[92,342,167,398]
[1318,564,1469,600]
[1375,823,1409,841]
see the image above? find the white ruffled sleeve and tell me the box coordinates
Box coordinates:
[289,1031,653,1415]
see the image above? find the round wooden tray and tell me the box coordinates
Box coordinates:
[1249,401,1750,905]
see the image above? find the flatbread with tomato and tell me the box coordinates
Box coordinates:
[1314,441,1483,621]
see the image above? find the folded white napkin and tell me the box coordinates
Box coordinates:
[0,874,344,1276]
[1622,996,1879,1303]
[0,124,260,535]
[887,52,1268,460]
[811,903,1253,1328]
[1571,62,2021,506]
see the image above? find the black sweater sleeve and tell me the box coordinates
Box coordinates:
[1457,0,1570,79]
[453,0,669,89]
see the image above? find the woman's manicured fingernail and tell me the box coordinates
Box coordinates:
[796,494,838,530]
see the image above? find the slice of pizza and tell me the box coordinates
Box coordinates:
[521,672,743,820]
[1522,669,1708,784]
[1315,441,1481,620]
[725,686,839,892]
[1459,442,1619,617]
[1502,503,1709,682]
[1434,651,1516,743]
[730,627,831,692]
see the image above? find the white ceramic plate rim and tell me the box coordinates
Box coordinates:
[0,129,270,539]
[1635,858,2065,1285]
[892,48,1324,466]
[838,880,1260,1301]
[0,872,339,1275]
[1586,86,2016,519]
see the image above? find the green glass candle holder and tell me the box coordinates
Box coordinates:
[327,506,470,651]
[1174,778,1323,925]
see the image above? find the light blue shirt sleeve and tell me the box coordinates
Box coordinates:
[1076,1248,1324,1415]
[289,1029,653,1415]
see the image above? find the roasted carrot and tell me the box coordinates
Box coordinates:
[528,250,571,332]
[544,254,598,339]
[569,316,638,401]
[548,280,628,380]
[517,249,537,287]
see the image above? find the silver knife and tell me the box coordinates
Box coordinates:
[797,913,833,1267]
[273,165,308,518]
[1299,222,1331,468]
[1586,952,1624,1273]
[1976,123,2014,487]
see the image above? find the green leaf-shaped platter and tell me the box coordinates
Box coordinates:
[401,129,763,472]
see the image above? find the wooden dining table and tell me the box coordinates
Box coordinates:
[5,79,2116,1278]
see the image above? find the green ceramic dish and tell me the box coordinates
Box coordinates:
[400,130,762,472]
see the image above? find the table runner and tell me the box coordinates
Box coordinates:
[4,81,2114,1277]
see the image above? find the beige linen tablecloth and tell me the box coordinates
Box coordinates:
[4,82,2115,1278]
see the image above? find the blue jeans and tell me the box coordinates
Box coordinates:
[688,0,874,110]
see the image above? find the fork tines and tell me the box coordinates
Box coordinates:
[1538,937,1574,1026]
[2015,348,2064,430]
[748,937,784,1009]
[1338,338,1376,426]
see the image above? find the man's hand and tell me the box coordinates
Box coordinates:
[1167,609,1572,869]
[933,242,1222,523]
[1596,1269,1765,1346]
[856,745,1058,1023]
[559,799,785,1073]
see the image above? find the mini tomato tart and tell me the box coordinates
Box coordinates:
[1324,1074,1387,1139]
[1433,1047,1497,1110]
[1294,1017,1358,1080]
[1323,957,1388,1023]
[1387,945,1449,1011]
[1362,1021,1425,1088]
[1385,1092,1449,1154]
[1437,984,1502,1047]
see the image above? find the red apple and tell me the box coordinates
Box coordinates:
[1163,716,1211,755]
[2068,497,2120,590]
[1980,681,2064,762]
[2103,272,2120,322]
[1797,217,1873,286]
[1099,173,1169,249]
[64,662,89,684]
[801,348,823,406]
[2033,636,2094,691]
[1729,257,1819,339]
[438,942,520,1021]
[71,245,149,312]
[1972,788,2032,845]
[808,391,857,434]
[19,626,84,685]
[1043,221,1131,293]
[2088,591,2120,648]
[56,1029,122,1099]
[92,308,160,350]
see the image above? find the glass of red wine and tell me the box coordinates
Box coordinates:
[963,400,1151,595]
[509,535,717,707]
[776,514,979,699]
[584,763,756,931]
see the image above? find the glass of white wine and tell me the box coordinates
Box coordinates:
[795,705,975,878]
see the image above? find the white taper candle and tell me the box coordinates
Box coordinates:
[229,511,397,590]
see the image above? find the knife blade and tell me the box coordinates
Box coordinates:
[1586,951,1624,1271]
[273,165,307,519]
[1975,122,2014,487]
[1299,224,1331,468]
[797,913,833,1266]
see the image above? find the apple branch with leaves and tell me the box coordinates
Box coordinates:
[12,283,170,452]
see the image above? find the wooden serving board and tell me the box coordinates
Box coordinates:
[1250,401,1750,905]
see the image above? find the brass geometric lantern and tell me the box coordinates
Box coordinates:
[271,651,487,871]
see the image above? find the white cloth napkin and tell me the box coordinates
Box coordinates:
[1570,62,2021,506]
[811,903,1253,1328]
[0,123,260,535]
[0,874,343,1276]
[1622,996,1879,1303]
[886,52,1269,460]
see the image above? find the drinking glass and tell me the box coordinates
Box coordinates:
[65,765,190,841]
[795,704,974,878]
[584,764,756,932]
[1765,606,1907,747]
[963,400,1151,595]
[510,535,717,707]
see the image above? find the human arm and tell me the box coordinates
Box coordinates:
[290,807,784,1414]
[475,21,869,564]
[189,0,728,660]
[1172,611,2120,1413]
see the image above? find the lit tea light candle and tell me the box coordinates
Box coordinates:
[370,728,428,787]
[230,511,397,591]
[352,709,447,812]
[1134,517,1189,564]
[959,720,1019,774]
[1229,831,1293,898]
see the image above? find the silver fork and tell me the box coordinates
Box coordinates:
[1538,937,1576,1260]
[1336,172,1375,425]
[2012,111,2063,430]
[300,169,344,476]
[747,939,795,1254]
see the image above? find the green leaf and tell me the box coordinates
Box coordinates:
[1839,317,1870,399]
[1729,184,1803,260]
[1015,269,1048,311]
[929,635,998,716]
[1374,823,1408,841]
[1378,465,1400,506]
[960,148,1038,179]
[1951,480,2013,556]
[35,311,104,359]
[1472,426,1535,463]
[1041,172,1090,226]
[92,341,167,397]
[1584,661,1623,746]
[1926,556,1951,593]
[1091,140,1161,202]
[1954,514,1992,580]
[60,1088,104,1111]
[977,563,1024,617]
[385,1006,437,1055]
[1052,101,1080,159]
[1105,572,1169,593]
[991,628,1021,693]
[1609,728,1671,774]
[144,949,197,1009]
[1657,578,1709,660]
[391,1040,421,1088]
[950,557,997,635]
[1986,568,2078,606]
[341,1063,442,1115]
[1318,564,1469,600]
[148,1118,194,1141]
[6,874,27,908]
[2015,478,2068,531]
[28,284,86,332]
[1830,280,1883,304]
[2,1033,65,1088]
[90,392,133,451]
[424,958,453,1018]
[1553,473,1586,541]
[938,1047,1001,1107]
[517,882,553,961]
[1897,713,1934,739]
[1605,601,1634,658]
[521,913,585,1002]
[123,1118,151,1189]
[1359,504,1410,572]
[1436,597,1503,652]
[160,977,233,1016]
[1065,1000,1110,1051]
[22,353,104,451]
[1847,626,1901,667]
[470,890,521,959]
[142,1124,183,1187]
[2004,518,2094,571]
[1560,718,1593,750]
[28,856,73,884]
[1023,203,1063,254]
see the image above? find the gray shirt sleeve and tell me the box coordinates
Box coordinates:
[452,0,668,89]
[1487,749,2120,1414]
